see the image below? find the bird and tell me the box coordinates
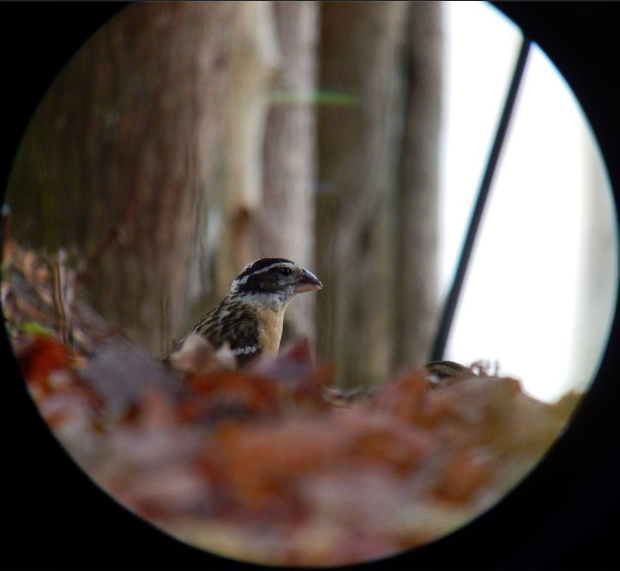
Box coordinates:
[171,258,322,367]
[423,360,474,386]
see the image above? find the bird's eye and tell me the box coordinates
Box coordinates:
[276,267,292,277]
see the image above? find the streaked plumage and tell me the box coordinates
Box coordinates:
[172,258,322,366]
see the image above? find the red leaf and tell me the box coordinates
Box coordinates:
[16,336,71,394]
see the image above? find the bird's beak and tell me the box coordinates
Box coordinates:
[295,268,323,293]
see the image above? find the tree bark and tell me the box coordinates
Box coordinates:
[261,1,319,342]
[317,1,443,386]
[317,1,409,388]
[9,3,240,356]
[7,1,442,369]
[7,2,292,357]
[394,3,443,369]
[212,1,280,298]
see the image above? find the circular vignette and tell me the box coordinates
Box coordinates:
[1,3,620,570]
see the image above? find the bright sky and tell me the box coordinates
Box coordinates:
[439,2,618,402]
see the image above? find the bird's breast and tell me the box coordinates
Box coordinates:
[256,306,285,357]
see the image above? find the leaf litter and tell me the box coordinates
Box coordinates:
[4,243,583,566]
[14,332,582,566]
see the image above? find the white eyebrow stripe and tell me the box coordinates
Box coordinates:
[232,262,298,287]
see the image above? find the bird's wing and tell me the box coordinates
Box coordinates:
[221,315,261,366]
[194,301,261,366]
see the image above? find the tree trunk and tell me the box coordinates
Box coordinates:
[7,1,442,369]
[6,2,299,358]
[394,3,443,369]
[261,1,319,342]
[317,1,409,388]
[212,1,280,298]
[8,3,239,356]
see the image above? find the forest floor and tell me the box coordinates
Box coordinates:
[3,242,582,566]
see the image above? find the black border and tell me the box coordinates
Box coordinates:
[2,2,620,570]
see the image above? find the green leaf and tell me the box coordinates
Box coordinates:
[13,322,55,338]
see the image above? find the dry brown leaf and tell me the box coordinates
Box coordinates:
[167,332,236,375]
[13,325,582,566]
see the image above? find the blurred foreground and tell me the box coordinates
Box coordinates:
[14,330,580,566]
[3,241,582,565]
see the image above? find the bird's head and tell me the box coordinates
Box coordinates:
[230,257,323,309]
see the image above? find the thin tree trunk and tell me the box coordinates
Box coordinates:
[317,1,408,388]
[261,0,319,342]
[213,1,280,298]
[394,3,443,368]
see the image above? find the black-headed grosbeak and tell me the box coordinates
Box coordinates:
[172,257,322,366]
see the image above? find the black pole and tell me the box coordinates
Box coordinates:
[430,37,532,362]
